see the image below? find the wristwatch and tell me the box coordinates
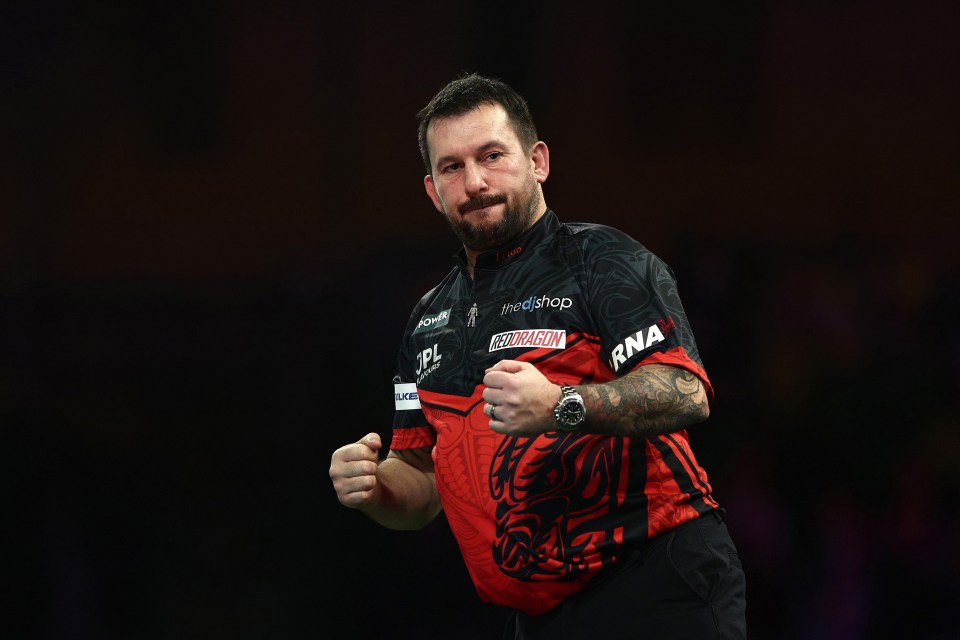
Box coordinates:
[554,385,586,432]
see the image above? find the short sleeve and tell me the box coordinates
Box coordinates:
[577,226,712,397]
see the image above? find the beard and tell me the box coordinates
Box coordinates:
[442,178,541,253]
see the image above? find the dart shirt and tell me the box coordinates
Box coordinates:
[390,209,719,616]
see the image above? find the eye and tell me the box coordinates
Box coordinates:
[484,151,502,162]
[440,162,461,174]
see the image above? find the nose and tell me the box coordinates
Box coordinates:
[463,161,487,196]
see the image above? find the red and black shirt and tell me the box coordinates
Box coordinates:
[391,210,719,615]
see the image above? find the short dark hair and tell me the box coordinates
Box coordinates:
[416,72,539,175]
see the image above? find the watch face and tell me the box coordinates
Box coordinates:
[557,396,585,429]
[563,403,584,422]
[555,387,585,432]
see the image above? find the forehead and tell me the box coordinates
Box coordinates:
[426,102,520,157]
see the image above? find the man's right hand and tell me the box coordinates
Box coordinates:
[329,432,383,509]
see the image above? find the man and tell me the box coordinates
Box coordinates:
[329,73,747,639]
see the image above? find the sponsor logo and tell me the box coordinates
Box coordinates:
[489,329,566,352]
[608,318,674,370]
[495,245,524,262]
[394,382,421,410]
[412,308,451,335]
[416,344,442,384]
[500,294,573,315]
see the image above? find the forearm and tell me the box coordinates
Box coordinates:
[363,450,442,531]
[578,364,710,438]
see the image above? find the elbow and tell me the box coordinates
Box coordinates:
[695,383,710,423]
[682,385,710,427]
[680,402,709,430]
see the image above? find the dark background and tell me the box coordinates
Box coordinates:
[3,2,959,639]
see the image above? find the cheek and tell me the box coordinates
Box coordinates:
[426,181,448,212]
[436,183,462,209]
[435,191,456,216]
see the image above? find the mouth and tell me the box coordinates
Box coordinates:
[460,196,505,216]
[465,204,494,215]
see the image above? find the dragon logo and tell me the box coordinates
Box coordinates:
[489,433,624,580]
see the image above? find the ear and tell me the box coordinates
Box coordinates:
[531,141,550,184]
[423,174,444,212]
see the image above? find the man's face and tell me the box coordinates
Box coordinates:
[423,103,548,253]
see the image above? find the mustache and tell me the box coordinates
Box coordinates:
[458,194,506,216]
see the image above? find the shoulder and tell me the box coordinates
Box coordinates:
[556,220,657,259]
[411,267,459,311]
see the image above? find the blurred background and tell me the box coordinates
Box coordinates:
[3,1,958,638]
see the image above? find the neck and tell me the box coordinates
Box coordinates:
[462,206,548,279]
[464,248,479,279]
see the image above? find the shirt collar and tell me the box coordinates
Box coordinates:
[453,209,560,274]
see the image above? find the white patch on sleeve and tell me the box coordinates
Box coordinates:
[394,382,421,410]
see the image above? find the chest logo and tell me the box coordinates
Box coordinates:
[416,343,442,384]
[413,308,451,335]
[489,329,566,352]
[500,295,572,315]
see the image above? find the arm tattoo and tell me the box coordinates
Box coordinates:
[580,364,709,438]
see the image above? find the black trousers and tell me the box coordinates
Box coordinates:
[505,509,747,640]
